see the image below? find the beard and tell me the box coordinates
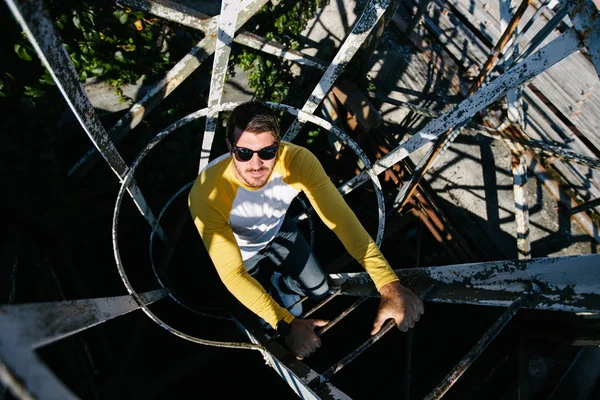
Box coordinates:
[234,163,274,188]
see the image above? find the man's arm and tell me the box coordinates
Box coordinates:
[188,177,295,329]
[292,147,424,334]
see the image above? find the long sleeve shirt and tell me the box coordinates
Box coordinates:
[188,141,399,328]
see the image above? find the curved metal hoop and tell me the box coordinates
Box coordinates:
[113,101,386,347]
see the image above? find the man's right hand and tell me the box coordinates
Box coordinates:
[284,318,328,360]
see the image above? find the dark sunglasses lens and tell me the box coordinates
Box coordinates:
[235,148,254,161]
[258,147,278,160]
[233,145,278,161]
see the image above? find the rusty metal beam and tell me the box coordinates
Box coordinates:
[512,152,531,259]
[338,27,581,196]
[469,0,532,95]
[567,0,600,77]
[390,0,532,217]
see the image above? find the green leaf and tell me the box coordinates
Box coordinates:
[84,10,95,26]
[113,10,128,24]
[72,15,82,30]
[39,70,56,86]
[24,86,46,98]
[132,11,144,19]
[78,41,90,54]
[114,50,126,63]
[14,44,32,61]
[90,66,105,75]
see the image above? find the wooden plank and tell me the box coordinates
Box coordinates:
[531,69,600,153]
[443,0,500,45]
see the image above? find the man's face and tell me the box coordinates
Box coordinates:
[230,128,279,188]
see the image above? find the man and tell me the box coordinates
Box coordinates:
[188,101,424,360]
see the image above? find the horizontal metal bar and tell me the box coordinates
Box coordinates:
[466,126,600,170]
[0,290,164,400]
[320,319,396,380]
[302,288,342,319]
[317,295,371,337]
[329,254,600,314]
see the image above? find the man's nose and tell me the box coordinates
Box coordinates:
[248,153,263,168]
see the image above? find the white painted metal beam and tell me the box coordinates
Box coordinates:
[4,0,167,240]
[199,0,238,172]
[329,254,600,314]
[0,290,165,400]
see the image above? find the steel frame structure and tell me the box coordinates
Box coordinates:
[1,0,600,399]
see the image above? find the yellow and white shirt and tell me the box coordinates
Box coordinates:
[188,141,399,328]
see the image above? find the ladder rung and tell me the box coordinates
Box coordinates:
[320,284,436,381]
[321,318,396,380]
[317,294,372,336]
[302,287,342,318]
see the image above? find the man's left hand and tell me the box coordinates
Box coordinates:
[370,281,424,335]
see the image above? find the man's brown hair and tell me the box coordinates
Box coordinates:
[226,101,281,145]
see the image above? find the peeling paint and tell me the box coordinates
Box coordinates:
[338,28,581,196]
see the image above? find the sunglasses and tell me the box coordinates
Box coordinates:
[231,142,279,162]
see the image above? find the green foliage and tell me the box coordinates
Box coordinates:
[50,1,203,101]
[0,0,203,103]
[232,0,325,104]
[306,128,321,144]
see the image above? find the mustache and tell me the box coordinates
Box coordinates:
[245,167,268,173]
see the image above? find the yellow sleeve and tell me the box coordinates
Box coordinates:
[290,147,399,291]
[188,171,294,328]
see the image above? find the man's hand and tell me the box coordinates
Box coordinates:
[371,281,424,335]
[284,318,328,360]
